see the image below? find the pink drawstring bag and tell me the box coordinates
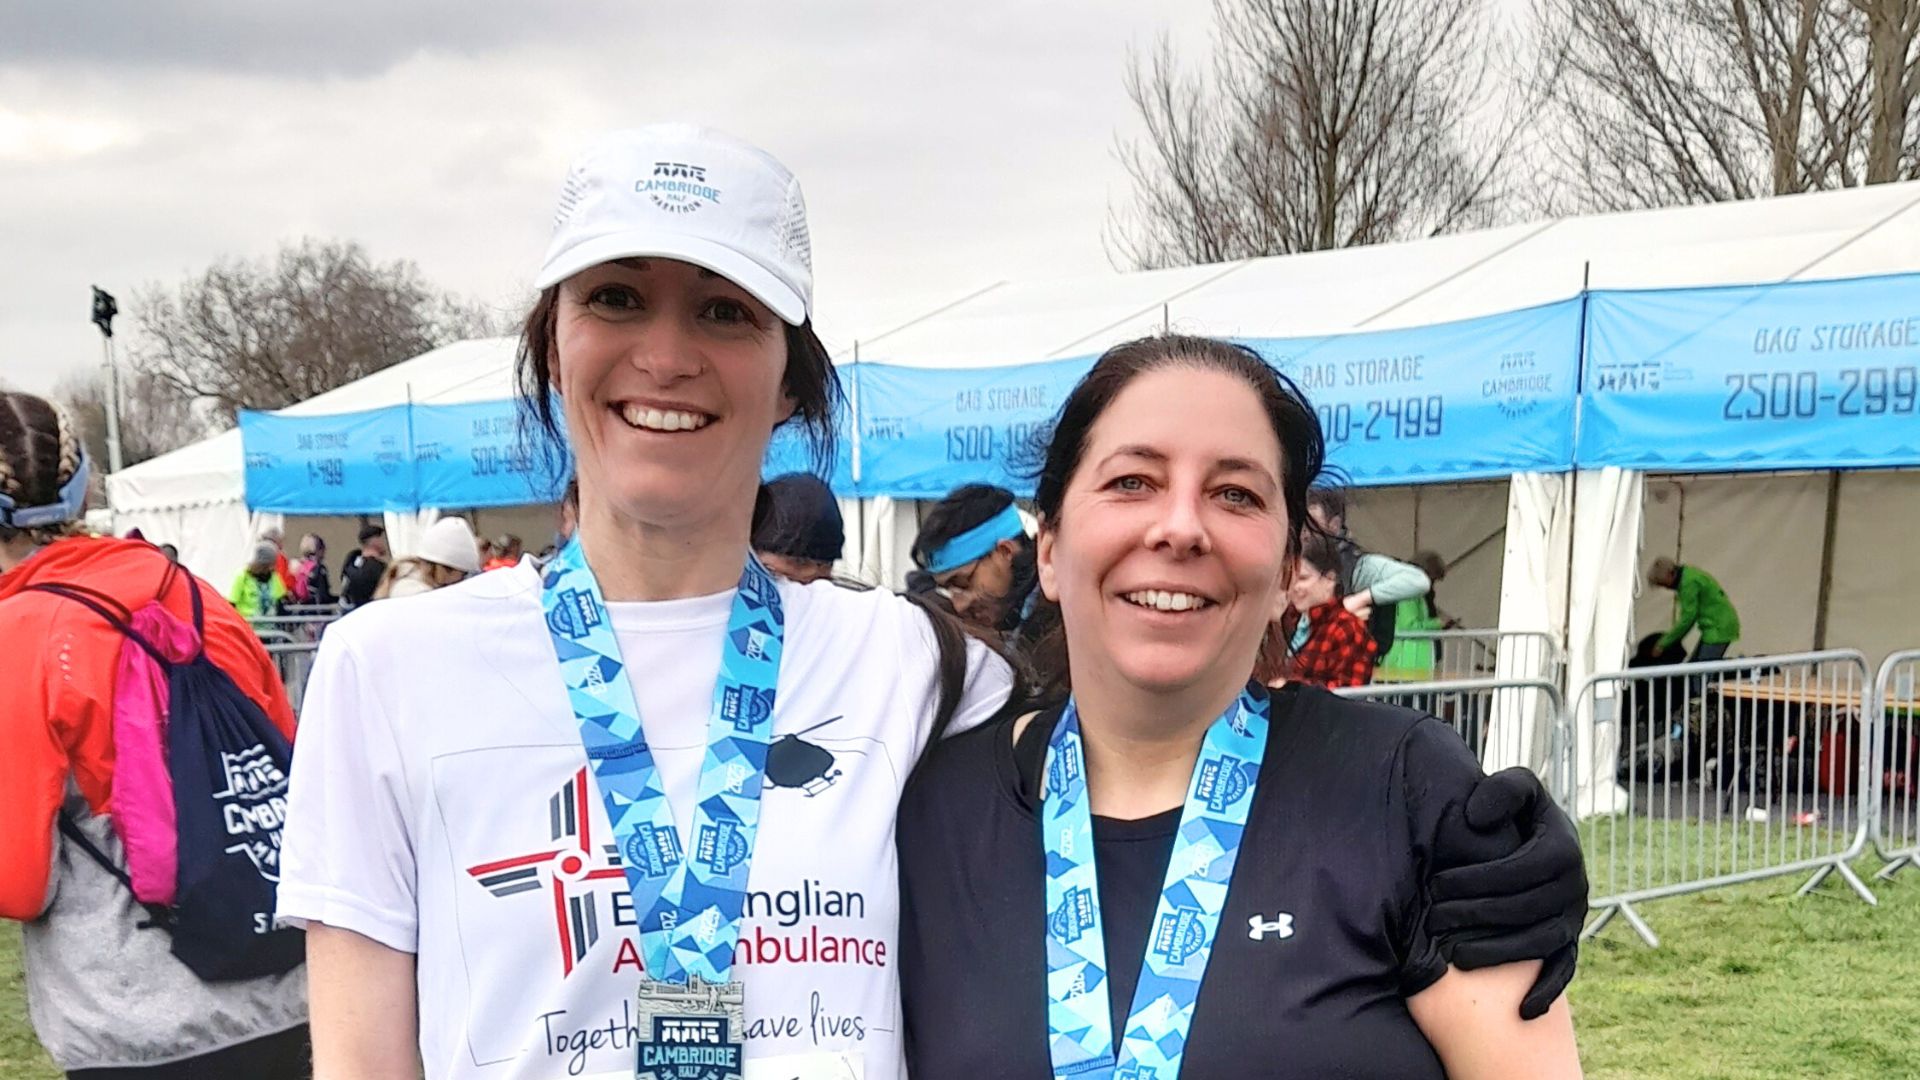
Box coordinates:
[109,600,202,905]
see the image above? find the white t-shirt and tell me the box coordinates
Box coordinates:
[277,562,1012,1080]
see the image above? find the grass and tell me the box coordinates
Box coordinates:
[3,853,1917,1079]
[0,925,54,1080]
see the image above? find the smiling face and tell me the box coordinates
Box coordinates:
[1037,366,1292,699]
[552,257,794,536]
[1288,557,1338,613]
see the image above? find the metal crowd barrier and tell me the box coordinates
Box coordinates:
[250,613,340,644]
[1384,629,1564,687]
[1567,651,1878,948]
[1336,676,1565,770]
[1871,650,1920,880]
[264,641,322,714]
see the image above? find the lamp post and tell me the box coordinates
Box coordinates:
[90,286,124,473]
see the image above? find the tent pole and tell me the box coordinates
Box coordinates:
[1812,471,1843,650]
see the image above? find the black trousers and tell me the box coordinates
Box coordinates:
[67,1025,311,1080]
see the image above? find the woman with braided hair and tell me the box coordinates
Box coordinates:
[0,391,311,1078]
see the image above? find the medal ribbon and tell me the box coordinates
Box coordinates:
[1042,686,1270,1080]
[541,537,784,985]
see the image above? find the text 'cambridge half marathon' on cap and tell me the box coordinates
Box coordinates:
[535,123,814,326]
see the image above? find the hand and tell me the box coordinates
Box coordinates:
[1342,591,1373,620]
[1426,768,1587,1020]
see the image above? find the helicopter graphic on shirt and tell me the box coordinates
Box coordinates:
[763,716,847,797]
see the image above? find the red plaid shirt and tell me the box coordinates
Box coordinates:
[1284,600,1377,689]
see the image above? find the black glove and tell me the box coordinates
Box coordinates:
[1426,766,1587,1020]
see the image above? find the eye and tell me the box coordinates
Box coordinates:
[1219,486,1263,508]
[702,296,758,326]
[586,284,642,311]
[1107,474,1150,493]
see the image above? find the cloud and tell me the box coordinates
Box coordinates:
[0,0,634,78]
[0,1,1217,399]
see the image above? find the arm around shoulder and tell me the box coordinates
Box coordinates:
[1409,961,1581,1079]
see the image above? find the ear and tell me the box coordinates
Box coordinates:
[1036,524,1059,601]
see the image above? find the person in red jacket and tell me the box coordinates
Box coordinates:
[1278,529,1378,689]
[0,392,309,1078]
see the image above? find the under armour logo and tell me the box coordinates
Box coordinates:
[1248,912,1295,941]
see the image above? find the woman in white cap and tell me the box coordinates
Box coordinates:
[279,126,1586,1080]
[372,517,483,600]
[280,124,1009,1080]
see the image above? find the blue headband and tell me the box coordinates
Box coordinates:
[0,450,90,530]
[925,503,1025,574]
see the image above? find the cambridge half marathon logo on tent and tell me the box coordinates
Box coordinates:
[1484,350,1560,420]
[638,161,722,214]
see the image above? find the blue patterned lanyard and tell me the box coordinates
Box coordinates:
[1042,687,1270,1080]
[540,537,784,984]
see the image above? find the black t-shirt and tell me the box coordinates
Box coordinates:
[897,683,1494,1079]
[340,554,386,607]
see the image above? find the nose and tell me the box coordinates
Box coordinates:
[626,311,705,385]
[1144,484,1212,558]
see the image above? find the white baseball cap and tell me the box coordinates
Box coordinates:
[535,124,813,325]
[417,517,482,575]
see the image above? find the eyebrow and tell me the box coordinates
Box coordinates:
[1100,445,1279,486]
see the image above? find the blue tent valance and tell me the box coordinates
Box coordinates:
[238,273,1920,512]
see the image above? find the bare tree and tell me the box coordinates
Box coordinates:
[55,368,207,469]
[130,238,509,423]
[1537,0,1919,210]
[1111,0,1530,268]
[1854,0,1920,182]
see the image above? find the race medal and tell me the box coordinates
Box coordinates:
[635,975,747,1080]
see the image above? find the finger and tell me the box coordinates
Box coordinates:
[1426,871,1589,934]
[1463,768,1544,832]
[1520,945,1579,1020]
[1429,826,1585,902]
[1445,921,1577,971]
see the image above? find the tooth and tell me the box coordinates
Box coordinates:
[1172,594,1191,612]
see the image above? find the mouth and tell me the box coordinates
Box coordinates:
[611,401,715,434]
[1119,589,1217,614]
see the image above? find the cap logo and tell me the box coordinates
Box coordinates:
[637,160,721,214]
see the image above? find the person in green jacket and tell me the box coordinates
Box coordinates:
[230,540,288,619]
[1380,551,1459,680]
[1648,557,1740,662]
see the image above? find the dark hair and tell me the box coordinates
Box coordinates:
[0,392,84,544]
[1306,486,1347,523]
[357,524,386,544]
[513,283,844,503]
[1297,530,1344,580]
[1033,334,1323,554]
[1021,334,1326,698]
[911,483,1021,569]
[754,473,844,563]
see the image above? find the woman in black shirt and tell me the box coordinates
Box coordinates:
[898,335,1581,1079]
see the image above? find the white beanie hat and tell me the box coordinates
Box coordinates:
[417,517,482,575]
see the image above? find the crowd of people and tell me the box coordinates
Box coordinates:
[0,125,1598,1080]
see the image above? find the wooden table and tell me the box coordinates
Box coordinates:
[1717,676,1919,715]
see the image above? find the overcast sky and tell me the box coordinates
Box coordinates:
[0,1,1217,400]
